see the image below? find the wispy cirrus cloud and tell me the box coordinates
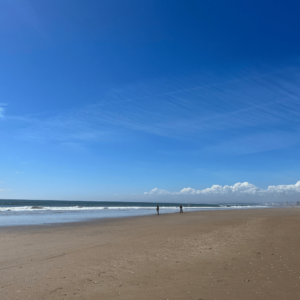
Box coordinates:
[5,64,300,153]
[0,105,5,117]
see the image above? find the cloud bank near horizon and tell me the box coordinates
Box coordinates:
[144,181,300,199]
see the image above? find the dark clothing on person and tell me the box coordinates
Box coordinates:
[156,205,159,215]
[180,205,183,213]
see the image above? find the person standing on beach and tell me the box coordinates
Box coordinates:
[180,205,183,213]
[156,205,159,215]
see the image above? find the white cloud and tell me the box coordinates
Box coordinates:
[145,181,300,197]
[0,106,4,117]
[178,187,198,194]
[193,182,260,195]
[144,188,172,195]
[266,181,300,195]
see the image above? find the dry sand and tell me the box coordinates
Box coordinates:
[0,208,300,299]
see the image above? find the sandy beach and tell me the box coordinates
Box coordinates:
[0,208,300,299]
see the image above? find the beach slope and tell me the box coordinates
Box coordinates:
[0,208,299,299]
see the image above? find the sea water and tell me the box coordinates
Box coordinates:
[0,199,270,227]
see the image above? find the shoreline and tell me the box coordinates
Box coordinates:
[0,204,274,229]
[1,208,299,299]
[0,206,283,234]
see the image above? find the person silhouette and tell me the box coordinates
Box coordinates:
[156,205,159,215]
[180,205,183,213]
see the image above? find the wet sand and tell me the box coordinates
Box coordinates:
[0,208,300,299]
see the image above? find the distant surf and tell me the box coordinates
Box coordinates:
[0,199,271,227]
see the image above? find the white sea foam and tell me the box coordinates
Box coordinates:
[0,206,180,212]
[0,203,270,227]
[0,205,267,212]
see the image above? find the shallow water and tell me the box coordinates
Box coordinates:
[0,199,270,227]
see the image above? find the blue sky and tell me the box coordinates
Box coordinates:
[1,0,300,202]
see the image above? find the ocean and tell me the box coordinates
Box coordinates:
[0,199,270,227]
